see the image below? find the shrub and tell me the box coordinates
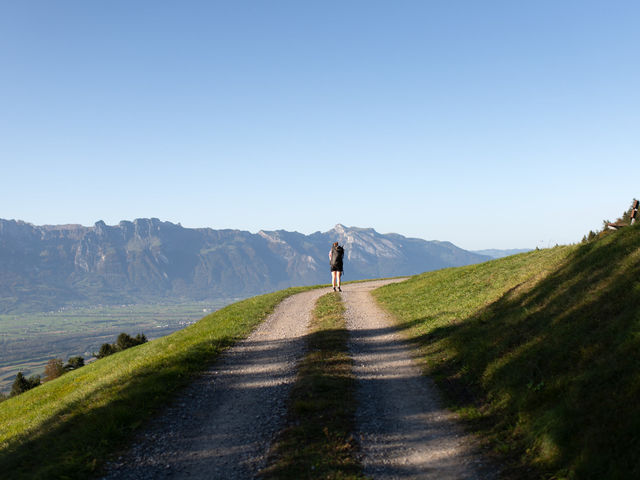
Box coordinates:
[43,359,65,382]
[96,342,117,359]
[64,356,85,371]
[115,332,147,351]
[10,372,41,397]
[96,333,148,359]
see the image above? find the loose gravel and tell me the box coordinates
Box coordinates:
[343,280,499,480]
[100,288,327,480]
[101,280,499,480]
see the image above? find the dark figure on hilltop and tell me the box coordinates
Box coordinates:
[329,242,344,292]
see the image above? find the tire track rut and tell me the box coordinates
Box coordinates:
[343,281,498,480]
[101,288,326,480]
[101,280,498,479]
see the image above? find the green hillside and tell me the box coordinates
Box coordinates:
[0,286,314,479]
[2,225,639,479]
[374,226,640,479]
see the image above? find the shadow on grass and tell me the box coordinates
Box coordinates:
[0,333,238,480]
[0,287,315,480]
[101,333,321,480]
[261,291,366,480]
[396,227,640,479]
[260,326,365,480]
[347,317,501,480]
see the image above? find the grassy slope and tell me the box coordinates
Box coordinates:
[260,292,365,480]
[0,286,314,480]
[374,227,640,479]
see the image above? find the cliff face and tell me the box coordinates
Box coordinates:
[0,218,490,312]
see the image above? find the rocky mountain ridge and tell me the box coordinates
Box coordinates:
[0,218,490,313]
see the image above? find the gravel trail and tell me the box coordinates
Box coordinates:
[101,280,498,480]
[343,281,498,480]
[101,288,327,480]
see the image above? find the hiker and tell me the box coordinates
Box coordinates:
[329,242,344,292]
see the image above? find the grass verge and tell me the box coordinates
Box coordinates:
[374,227,640,479]
[0,286,314,480]
[260,292,365,480]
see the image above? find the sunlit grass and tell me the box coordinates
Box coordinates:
[0,286,314,479]
[374,228,640,479]
[261,292,365,480]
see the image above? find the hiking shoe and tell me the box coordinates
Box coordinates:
[338,287,342,292]
[333,287,336,292]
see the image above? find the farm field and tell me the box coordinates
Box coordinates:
[0,300,236,394]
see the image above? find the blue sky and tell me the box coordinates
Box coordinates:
[1,1,638,250]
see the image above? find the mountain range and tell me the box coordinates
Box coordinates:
[0,218,491,313]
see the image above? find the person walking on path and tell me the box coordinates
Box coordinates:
[329,241,344,292]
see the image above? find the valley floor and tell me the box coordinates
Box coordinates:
[99,281,497,480]
[0,301,231,394]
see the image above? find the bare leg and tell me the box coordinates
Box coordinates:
[331,271,337,289]
[337,271,342,289]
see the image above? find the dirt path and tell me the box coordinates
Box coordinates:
[101,280,497,479]
[101,288,327,480]
[343,281,497,480]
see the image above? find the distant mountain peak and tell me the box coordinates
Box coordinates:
[258,230,286,244]
[329,224,379,237]
[0,217,491,313]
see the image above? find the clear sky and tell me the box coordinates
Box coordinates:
[1,1,638,250]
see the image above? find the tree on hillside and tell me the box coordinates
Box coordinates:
[10,372,41,397]
[43,358,65,382]
[96,342,117,359]
[581,230,598,244]
[116,332,147,351]
[95,332,148,359]
[64,356,85,371]
[0,392,7,403]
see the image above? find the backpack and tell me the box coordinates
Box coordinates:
[330,245,344,268]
